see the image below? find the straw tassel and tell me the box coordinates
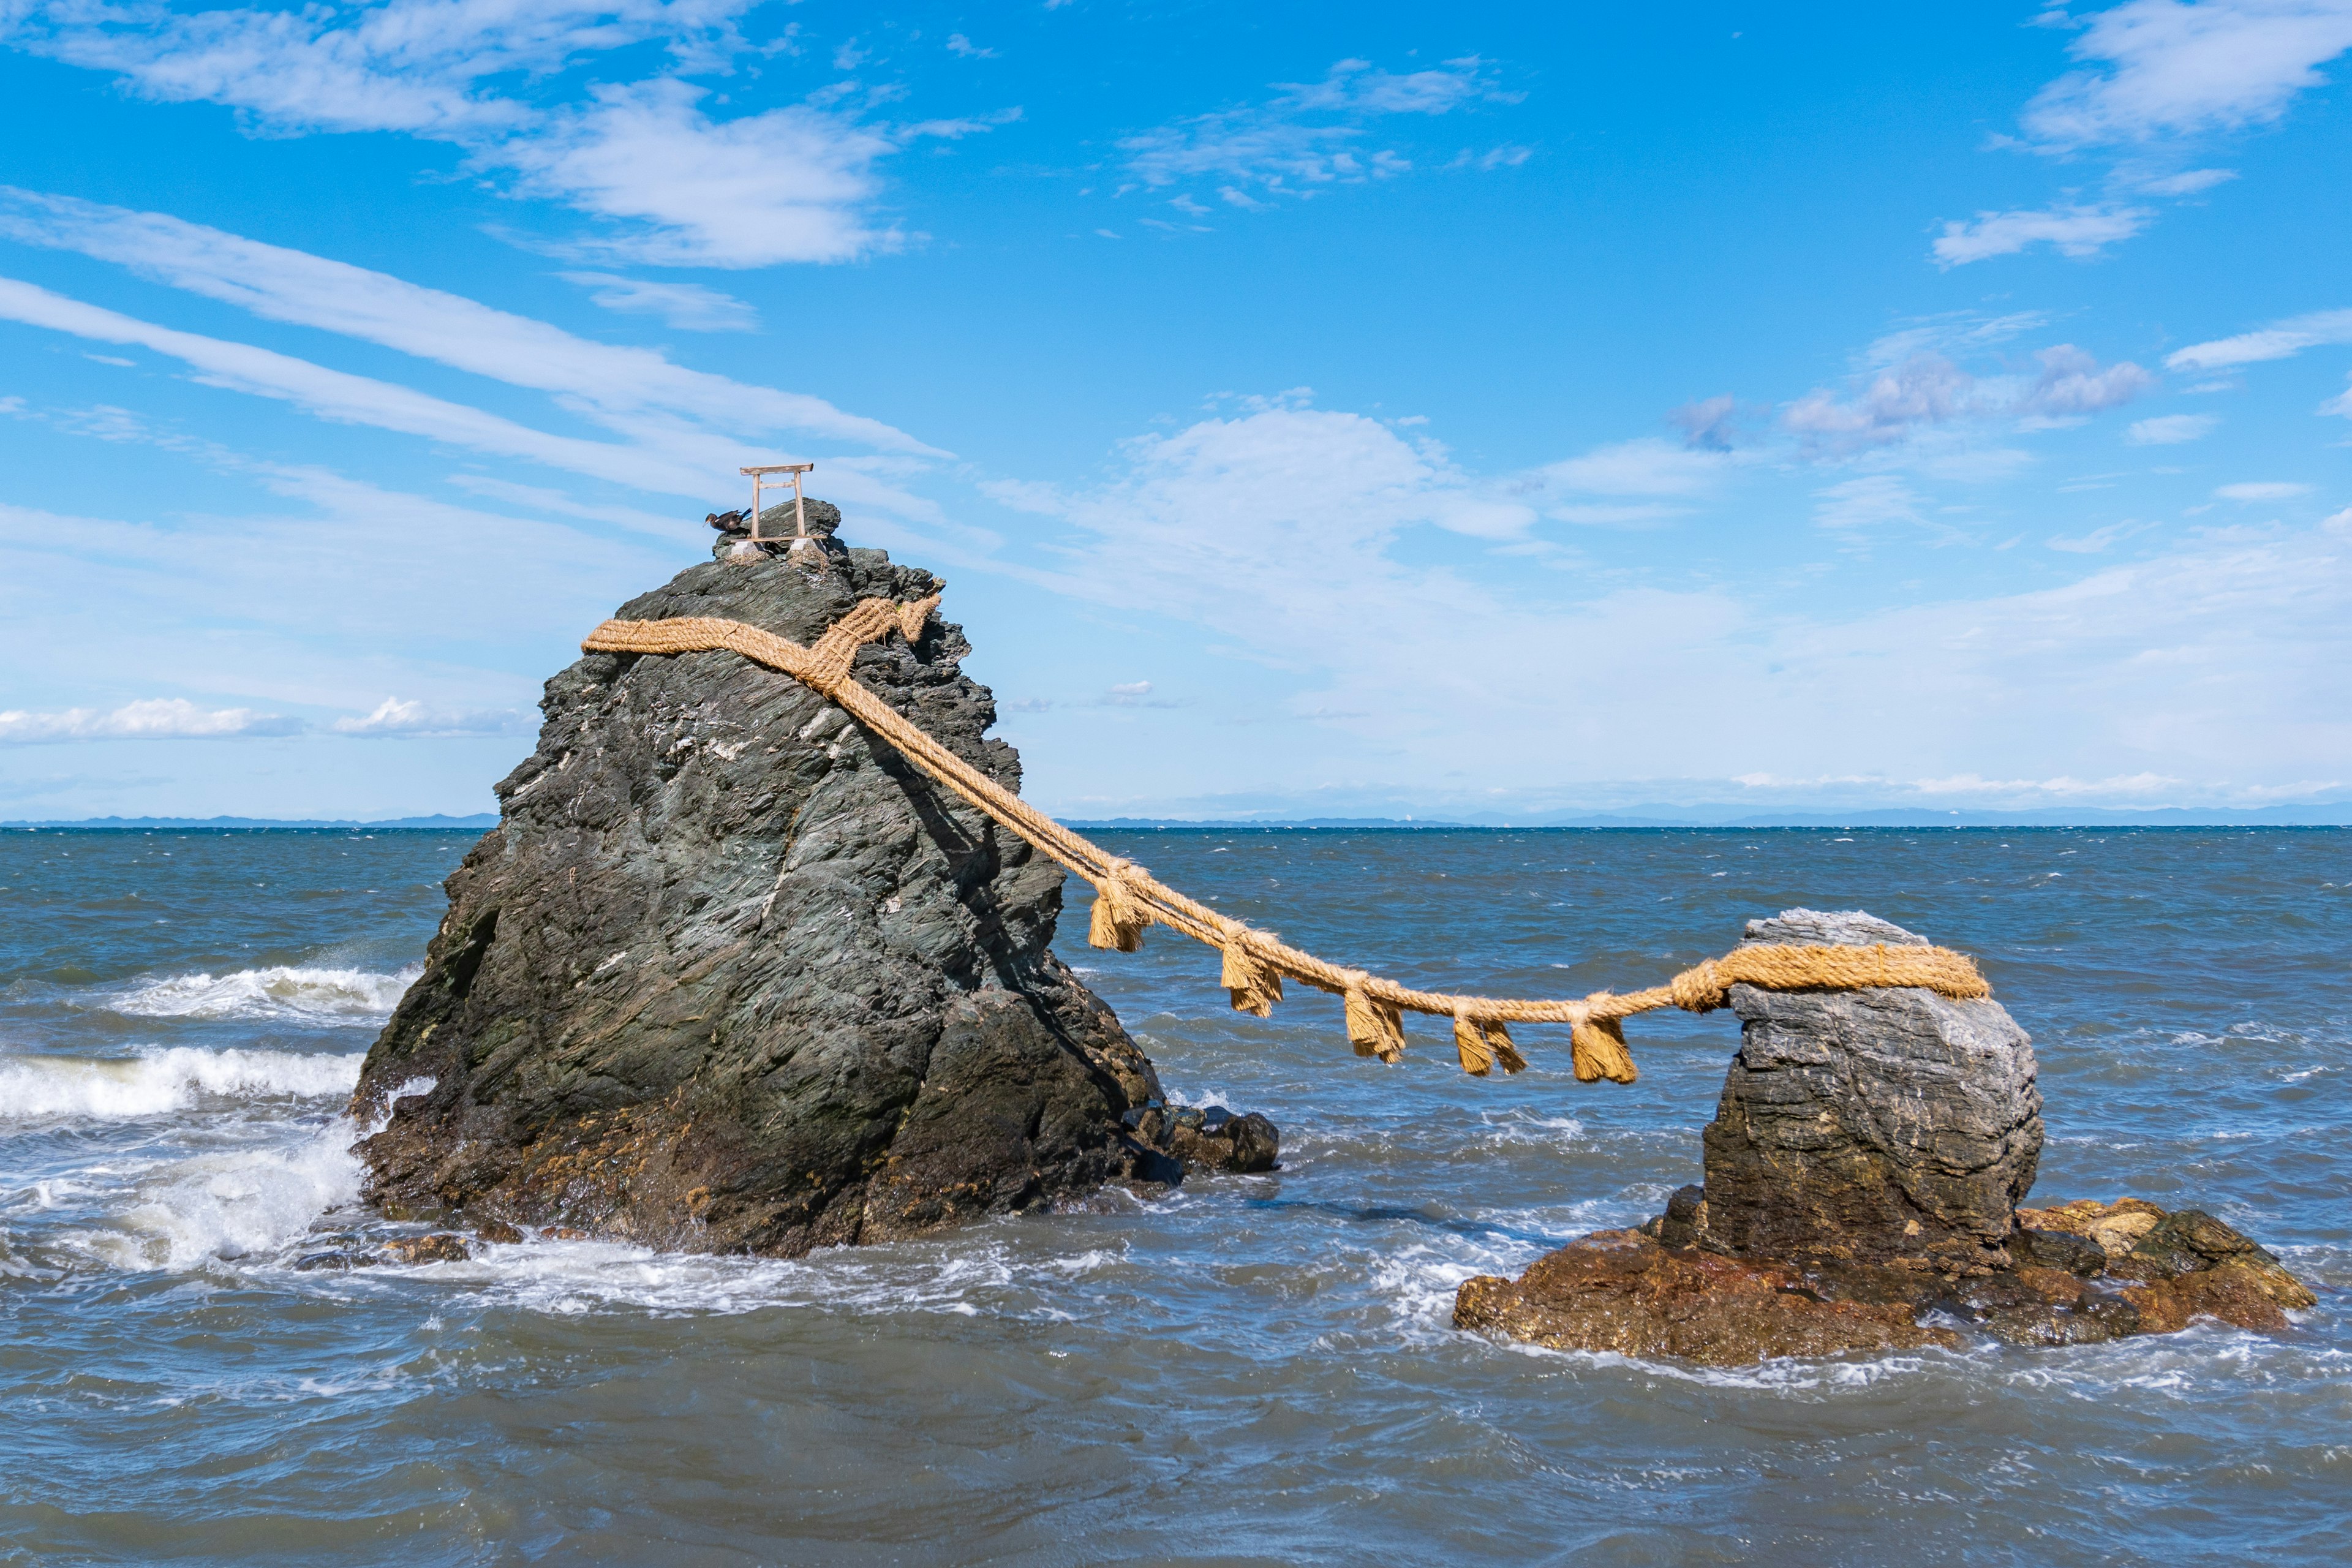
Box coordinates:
[1220,930,1284,1017]
[1343,982,1406,1062]
[1452,1012,1528,1077]
[1086,859,1150,952]
[1569,1014,1638,1084]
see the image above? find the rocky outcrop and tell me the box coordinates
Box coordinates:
[1697,910,2042,1273]
[1456,908,2314,1363]
[352,518,1271,1255]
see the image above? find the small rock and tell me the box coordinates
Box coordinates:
[473,1218,524,1245]
[1169,1110,1280,1174]
[1655,1183,1708,1249]
[380,1233,470,1265]
[2018,1197,2165,1259]
[292,1251,363,1272]
[2011,1226,2107,1276]
[542,1226,592,1242]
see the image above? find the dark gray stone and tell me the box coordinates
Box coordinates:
[352,535,1257,1256]
[1694,908,2043,1273]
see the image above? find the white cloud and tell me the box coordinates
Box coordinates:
[2166,306,2352,369]
[1785,355,1977,453]
[1667,394,1738,452]
[2046,519,2154,552]
[1537,437,1730,497]
[0,698,298,743]
[2022,0,2352,148]
[1931,203,2152,266]
[0,0,942,266]
[497,80,901,267]
[1118,57,1508,209]
[2132,165,2239,194]
[2022,343,2158,416]
[557,271,758,331]
[1812,475,1925,530]
[978,402,2352,813]
[2215,480,2314,499]
[0,187,929,451]
[2127,412,2220,443]
[1784,344,2150,455]
[333,698,527,737]
[946,32,995,59]
[0,274,717,496]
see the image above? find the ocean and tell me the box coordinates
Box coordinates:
[2,825,2345,1565]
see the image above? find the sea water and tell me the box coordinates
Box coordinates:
[1,826,2345,1565]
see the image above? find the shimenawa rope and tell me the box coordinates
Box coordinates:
[583,592,1992,1084]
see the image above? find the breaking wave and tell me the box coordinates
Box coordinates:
[0,1047,364,1121]
[109,964,418,1023]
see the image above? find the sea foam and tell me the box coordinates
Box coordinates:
[0,1047,364,1121]
[109,964,418,1023]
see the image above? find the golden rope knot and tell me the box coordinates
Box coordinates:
[1670,957,1730,1013]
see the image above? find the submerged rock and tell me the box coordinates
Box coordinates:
[1453,1229,1961,1366]
[352,522,1270,1255]
[1456,908,2313,1363]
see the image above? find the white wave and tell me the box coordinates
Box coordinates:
[110,964,418,1023]
[101,1115,372,1271]
[0,1048,363,1121]
[371,1230,1042,1320]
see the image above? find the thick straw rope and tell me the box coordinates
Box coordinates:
[584,594,1992,1085]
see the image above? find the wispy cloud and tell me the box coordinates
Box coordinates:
[2126,412,2219,443]
[1784,343,2152,454]
[2167,306,2352,369]
[2215,480,2313,500]
[0,188,924,451]
[0,0,976,266]
[1931,203,2152,266]
[333,698,527,737]
[0,699,298,743]
[1933,0,2352,265]
[1117,57,1515,214]
[1812,475,1925,530]
[2022,0,2352,148]
[557,271,759,331]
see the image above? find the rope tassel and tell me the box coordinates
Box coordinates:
[1452,1012,1529,1077]
[1221,930,1284,1017]
[1343,984,1406,1062]
[1452,1013,1489,1076]
[1087,859,1150,953]
[1570,1014,1639,1085]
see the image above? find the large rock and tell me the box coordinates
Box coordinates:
[1695,909,2041,1273]
[351,526,1257,1254]
[1456,908,2314,1362]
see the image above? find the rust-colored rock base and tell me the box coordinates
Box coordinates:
[1456,1197,2314,1366]
[1453,1230,1958,1366]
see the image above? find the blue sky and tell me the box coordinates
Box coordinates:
[1,0,2347,820]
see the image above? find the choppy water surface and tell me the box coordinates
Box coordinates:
[1,826,2346,1565]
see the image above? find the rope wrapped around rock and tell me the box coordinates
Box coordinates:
[584,594,1994,1085]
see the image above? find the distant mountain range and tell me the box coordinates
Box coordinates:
[11,803,2349,832]
[1066,803,2352,829]
[1,813,500,831]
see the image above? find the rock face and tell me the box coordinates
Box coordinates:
[1455,908,2314,1364]
[1697,910,2043,1273]
[352,524,1266,1254]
